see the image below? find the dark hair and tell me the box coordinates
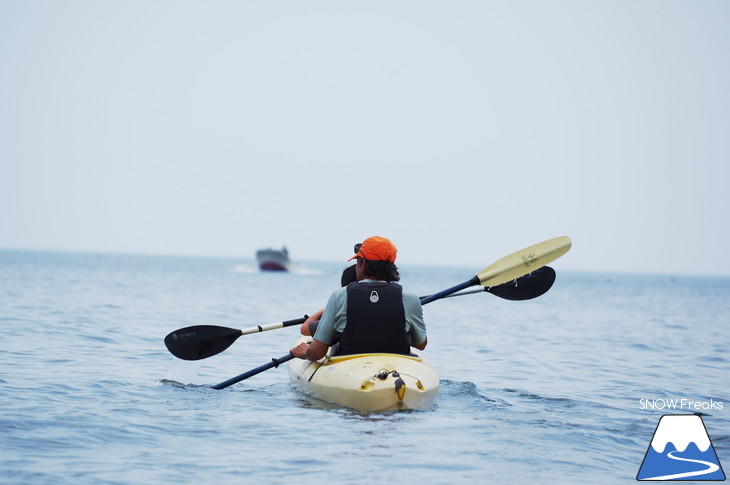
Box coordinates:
[360,259,400,282]
[341,265,357,286]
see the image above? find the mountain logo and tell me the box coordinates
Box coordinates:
[637,414,725,481]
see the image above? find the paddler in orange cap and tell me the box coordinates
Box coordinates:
[291,236,427,361]
[299,264,357,336]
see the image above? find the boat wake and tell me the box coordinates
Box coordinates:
[230,264,258,274]
[228,263,325,275]
[438,380,510,411]
[284,264,325,276]
[157,378,189,388]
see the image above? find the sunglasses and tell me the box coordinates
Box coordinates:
[353,243,363,255]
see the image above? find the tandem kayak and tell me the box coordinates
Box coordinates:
[287,338,439,412]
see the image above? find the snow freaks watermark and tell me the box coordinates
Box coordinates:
[636,414,726,481]
[639,398,724,411]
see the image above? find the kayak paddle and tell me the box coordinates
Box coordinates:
[165,265,555,361]
[165,316,309,361]
[427,265,555,301]
[420,235,571,304]
[211,235,571,390]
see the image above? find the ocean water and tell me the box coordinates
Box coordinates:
[1,250,728,484]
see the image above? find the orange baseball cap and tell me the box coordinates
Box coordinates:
[348,236,398,262]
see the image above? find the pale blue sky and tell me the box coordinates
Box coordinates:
[1,1,728,275]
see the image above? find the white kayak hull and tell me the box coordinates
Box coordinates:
[287,342,439,413]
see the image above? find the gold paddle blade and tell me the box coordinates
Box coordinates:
[476,236,572,287]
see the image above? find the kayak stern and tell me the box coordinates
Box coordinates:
[288,351,439,413]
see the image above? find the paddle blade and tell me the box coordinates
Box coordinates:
[165,325,243,361]
[477,236,571,287]
[487,266,556,301]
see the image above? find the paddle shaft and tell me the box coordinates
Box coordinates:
[419,276,479,305]
[240,316,308,336]
[424,286,495,299]
[211,354,295,390]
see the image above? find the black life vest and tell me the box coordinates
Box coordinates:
[337,281,410,356]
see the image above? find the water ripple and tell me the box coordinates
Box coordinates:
[2,251,728,485]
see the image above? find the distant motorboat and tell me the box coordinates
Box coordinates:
[256,247,290,272]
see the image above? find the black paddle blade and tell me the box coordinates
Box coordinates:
[487,266,556,301]
[164,325,243,361]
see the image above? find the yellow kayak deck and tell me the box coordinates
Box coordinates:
[287,339,439,412]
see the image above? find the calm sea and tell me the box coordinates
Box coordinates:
[1,250,728,484]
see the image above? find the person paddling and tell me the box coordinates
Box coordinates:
[300,264,357,337]
[290,236,427,361]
